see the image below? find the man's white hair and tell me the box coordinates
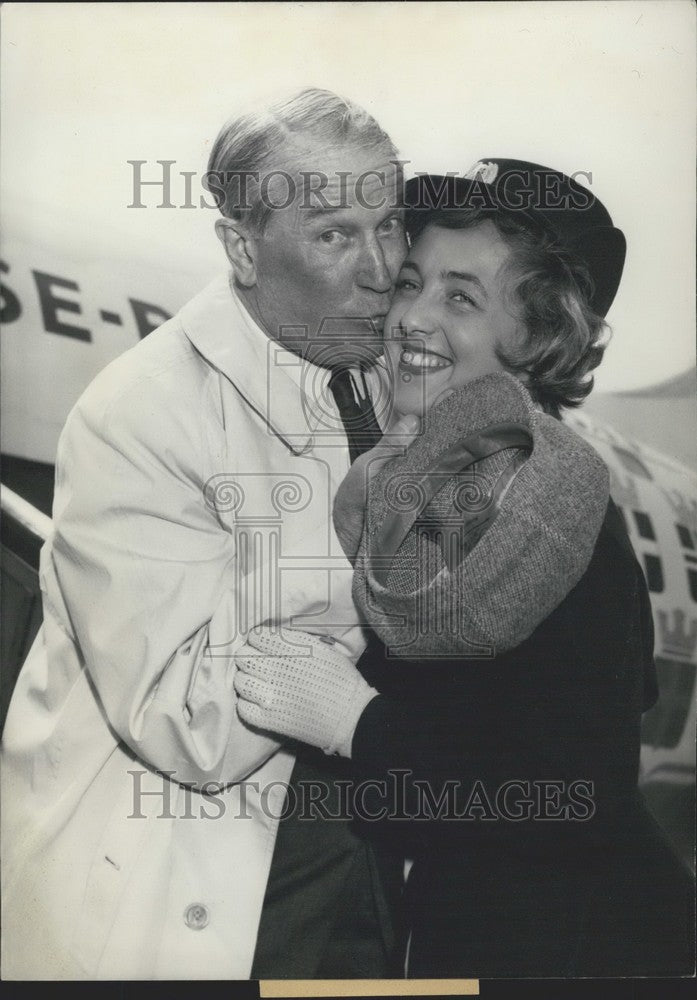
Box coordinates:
[206,87,398,230]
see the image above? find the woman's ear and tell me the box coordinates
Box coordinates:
[215,218,258,287]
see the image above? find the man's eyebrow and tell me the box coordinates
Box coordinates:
[442,270,488,297]
[302,203,404,224]
[302,205,347,222]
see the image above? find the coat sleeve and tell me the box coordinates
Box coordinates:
[350,519,651,845]
[42,374,282,790]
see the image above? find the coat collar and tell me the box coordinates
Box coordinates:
[179,273,345,455]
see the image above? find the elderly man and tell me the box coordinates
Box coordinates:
[1,89,408,980]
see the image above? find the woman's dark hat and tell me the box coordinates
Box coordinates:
[404,158,626,317]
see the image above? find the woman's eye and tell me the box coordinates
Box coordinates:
[395,278,419,291]
[451,290,476,306]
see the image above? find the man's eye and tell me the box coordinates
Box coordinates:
[319,230,346,245]
[378,216,404,236]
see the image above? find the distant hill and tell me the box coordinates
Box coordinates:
[623,370,697,400]
[584,368,697,471]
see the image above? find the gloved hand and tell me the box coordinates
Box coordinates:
[234,626,378,758]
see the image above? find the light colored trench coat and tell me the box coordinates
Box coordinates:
[1,274,367,980]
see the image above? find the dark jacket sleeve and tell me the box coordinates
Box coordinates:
[351,504,655,844]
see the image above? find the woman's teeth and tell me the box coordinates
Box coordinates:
[400,349,451,370]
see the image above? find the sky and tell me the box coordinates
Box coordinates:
[1,0,695,394]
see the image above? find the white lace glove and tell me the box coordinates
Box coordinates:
[234,626,378,758]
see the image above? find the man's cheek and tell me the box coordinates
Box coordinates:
[387,239,408,277]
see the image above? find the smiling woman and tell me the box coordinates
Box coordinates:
[384,221,518,417]
[233,159,695,978]
[386,167,613,420]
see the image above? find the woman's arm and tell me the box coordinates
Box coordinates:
[352,380,611,659]
[236,521,652,836]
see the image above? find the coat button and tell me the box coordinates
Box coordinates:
[184,903,209,930]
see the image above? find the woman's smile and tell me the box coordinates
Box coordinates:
[383,220,521,417]
[398,341,453,374]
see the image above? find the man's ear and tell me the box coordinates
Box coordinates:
[215,218,258,287]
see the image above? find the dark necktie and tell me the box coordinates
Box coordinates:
[328,368,383,464]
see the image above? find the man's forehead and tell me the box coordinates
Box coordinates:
[307,165,401,214]
[271,142,402,210]
[290,140,399,180]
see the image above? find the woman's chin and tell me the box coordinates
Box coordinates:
[392,386,429,419]
[393,377,458,419]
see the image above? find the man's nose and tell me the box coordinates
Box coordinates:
[356,237,393,295]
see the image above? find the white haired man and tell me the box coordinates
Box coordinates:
[1,89,409,980]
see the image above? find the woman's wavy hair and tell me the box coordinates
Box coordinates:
[408,208,610,418]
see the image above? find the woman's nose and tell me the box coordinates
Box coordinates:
[398,300,436,338]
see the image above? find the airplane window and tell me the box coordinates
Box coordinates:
[641,657,695,750]
[676,524,695,550]
[642,554,664,593]
[611,446,653,481]
[633,511,656,541]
